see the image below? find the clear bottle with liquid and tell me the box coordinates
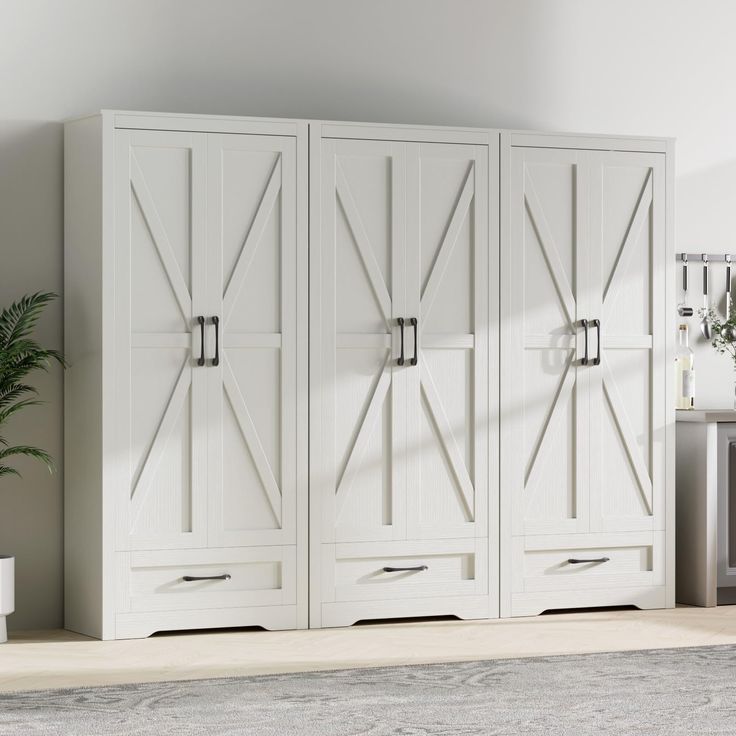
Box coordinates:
[675,323,694,410]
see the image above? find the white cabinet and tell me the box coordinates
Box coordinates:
[309,124,499,627]
[500,134,674,616]
[65,113,308,639]
[65,113,673,638]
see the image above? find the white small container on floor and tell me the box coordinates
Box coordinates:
[0,556,14,643]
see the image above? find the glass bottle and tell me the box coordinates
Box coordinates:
[675,324,694,410]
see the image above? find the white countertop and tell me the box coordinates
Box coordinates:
[676,409,736,422]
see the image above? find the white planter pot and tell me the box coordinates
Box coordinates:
[0,556,14,643]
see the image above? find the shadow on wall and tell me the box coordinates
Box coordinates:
[676,160,736,408]
[0,120,64,631]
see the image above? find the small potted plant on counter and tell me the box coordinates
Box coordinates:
[0,293,63,643]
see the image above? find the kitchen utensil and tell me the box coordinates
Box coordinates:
[723,255,736,342]
[700,254,711,339]
[678,254,693,317]
[727,254,732,318]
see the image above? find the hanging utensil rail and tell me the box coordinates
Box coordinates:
[678,254,736,262]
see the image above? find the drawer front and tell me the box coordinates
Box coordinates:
[323,539,488,603]
[116,547,296,613]
[513,532,665,593]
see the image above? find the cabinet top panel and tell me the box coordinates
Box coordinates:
[63,111,673,152]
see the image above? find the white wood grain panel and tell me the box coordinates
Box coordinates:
[115,605,299,639]
[511,586,667,617]
[321,596,490,628]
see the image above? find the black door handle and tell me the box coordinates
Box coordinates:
[591,318,601,366]
[567,557,610,564]
[197,316,205,366]
[211,316,220,367]
[410,317,418,366]
[397,317,405,366]
[580,318,589,365]
[182,574,232,581]
[382,565,428,573]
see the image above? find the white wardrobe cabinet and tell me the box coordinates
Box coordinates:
[308,124,500,627]
[65,113,673,639]
[500,133,674,616]
[65,113,308,639]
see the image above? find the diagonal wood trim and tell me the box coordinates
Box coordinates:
[130,359,191,530]
[524,173,576,328]
[420,163,474,320]
[223,356,283,527]
[601,356,654,515]
[335,160,392,325]
[603,169,653,318]
[335,355,391,520]
[223,155,282,325]
[524,353,575,499]
[130,155,192,323]
[420,361,474,521]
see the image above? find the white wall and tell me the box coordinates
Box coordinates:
[1,0,734,630]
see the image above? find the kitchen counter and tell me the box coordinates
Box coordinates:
[676,409,736,423]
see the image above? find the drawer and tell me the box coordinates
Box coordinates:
[323,539,488,603]
[512,532,665,593]
[116,547,296,613]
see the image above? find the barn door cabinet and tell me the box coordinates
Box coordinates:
[499,132,675,616]
[309,123,499,626]
[65,112,674,639]
[64,113,309,639]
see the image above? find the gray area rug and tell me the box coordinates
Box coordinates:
[2,645,736,735]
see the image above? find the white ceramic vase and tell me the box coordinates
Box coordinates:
[0,556,14,643]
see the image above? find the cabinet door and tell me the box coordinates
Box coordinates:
[313,138,408,544]
[503,148,590,537]
[406,143,489,540]
[205,133,304,548]
[114,130,208,550]
[588,151,666,532]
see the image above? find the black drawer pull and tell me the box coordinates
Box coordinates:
[211,315,220,367]
[591,318,601,366]
[410,317,418,366]
[182,574,231,582]
[397,317,405,366]
[197,316,206,366]
[382,565,428,573]
[567,557,610,564]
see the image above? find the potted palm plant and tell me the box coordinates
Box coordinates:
[0,293,63,642]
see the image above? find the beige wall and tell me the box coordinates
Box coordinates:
[1,0,734,629]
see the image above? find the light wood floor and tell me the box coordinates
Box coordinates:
[2,606,736,692]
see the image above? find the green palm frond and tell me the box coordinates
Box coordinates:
[0,398,42,427]
[0,292,56,348]
[0,445,53,468]
[0,292,64,481]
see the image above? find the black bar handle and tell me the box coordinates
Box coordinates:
[410,317,418,366]
[211,316,220,367]
[182,573,231,582]
[197,316,205,366]
[397,318,405,366]
[567,557,610,564]
[382,565,428,573]
[580,319,589,365]
[591,318,601,366]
